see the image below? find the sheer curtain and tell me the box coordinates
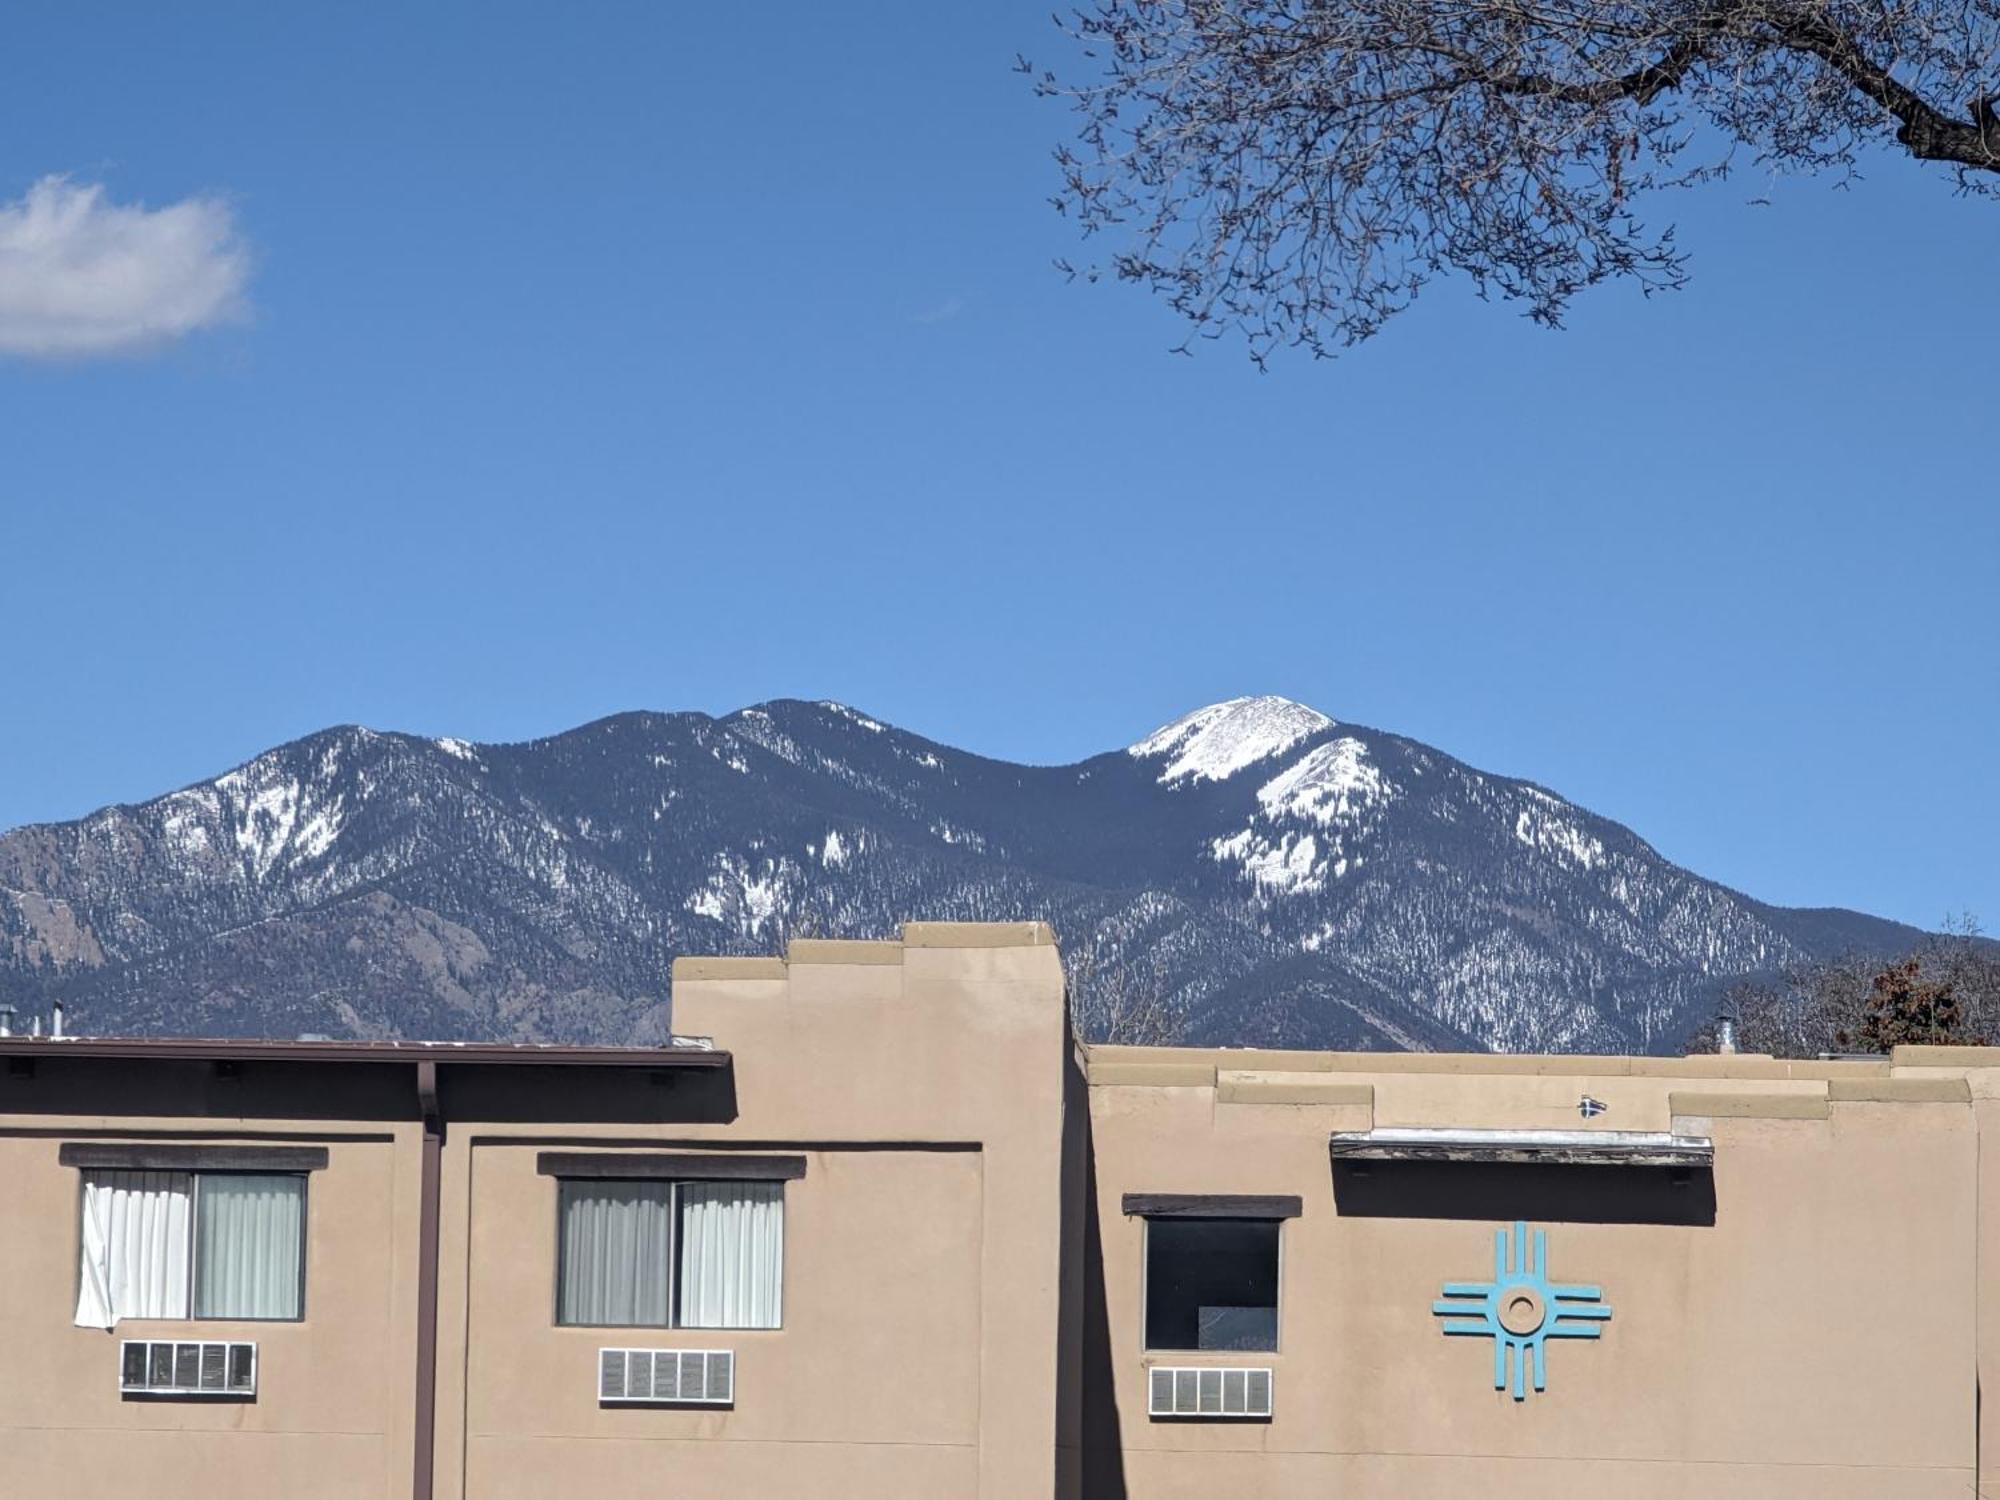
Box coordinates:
[559,1180,674,1325]
[76,1170,192,1329]
[195,1174,305,1319]
[678,1181,783,1329]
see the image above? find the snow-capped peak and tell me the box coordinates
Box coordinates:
[1128,696,1334,785]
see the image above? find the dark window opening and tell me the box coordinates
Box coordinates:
[1144,1217,1279,1351]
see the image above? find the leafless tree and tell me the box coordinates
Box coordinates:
[1689,913,2000,1055]
[1923,911,2000,1032]
[1064,942,1187,1045]
[1028,0,2000,359]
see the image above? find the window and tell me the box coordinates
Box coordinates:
[76,1171,306,1328]
[1144,1217,1280,1352]
[557,1179,783,1329]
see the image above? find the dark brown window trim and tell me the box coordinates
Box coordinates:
[1122,1192,1302,1219]
[537,1151,806,1182]
[59,1143,330,1173]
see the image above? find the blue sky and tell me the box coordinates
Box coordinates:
[0,3,1993,931]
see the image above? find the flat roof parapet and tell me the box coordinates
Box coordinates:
[784,939,904,965]
[1082,1045,1900,1083]
[672,921,1058,983]
[900,920,1055,948]
[671,956,790,982]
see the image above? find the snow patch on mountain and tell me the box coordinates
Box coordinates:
[930,819,985,849]
[1257,738,1390,824]
[688,852,799,936]
[820,702,886,734]
[1202,736,1387,897]
[1212,827,1327,895]
[215,769,302,880]
[1129,696,1334,784]
[291,798,345,863]
[157,789,218,859]
[1514,806,1607,871]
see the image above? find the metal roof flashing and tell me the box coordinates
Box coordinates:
[1328,1127,1714,1168]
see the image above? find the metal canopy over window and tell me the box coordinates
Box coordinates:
[1327,1128,1714,1168]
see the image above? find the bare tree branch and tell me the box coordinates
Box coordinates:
[1689,914,2000,1056]
[1065,940,1185,1045]
[1031,0,2000,359]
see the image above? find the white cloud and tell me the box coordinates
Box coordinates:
[0,176,250,359]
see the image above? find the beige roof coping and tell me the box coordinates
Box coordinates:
[1082,1044,1888,1081]
[1087,1061,1218,1088]
[1630,1056,1888,1080]
[1310,1052,1556,1076]
[1891,1044,2000,1068]
[1828,1077,1973,1104]
[673,922,1055,979]
[1776,1058,1896,1079]
[785,939,905,966]
[670,956,789,982]
[1217,1072,1375,1108]
[1083,1045,1339,1072]
[900,921,1055,948]
[1669,1091,1831,1121]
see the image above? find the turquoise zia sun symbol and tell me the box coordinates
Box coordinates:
[1432,1221,1612,1400]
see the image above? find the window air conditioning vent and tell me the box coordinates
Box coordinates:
[120,1340,256,1397]
[597,1348,734,1405]
[1147,1364,1272,1419]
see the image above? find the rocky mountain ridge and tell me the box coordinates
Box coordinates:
[0,696,1921,1052]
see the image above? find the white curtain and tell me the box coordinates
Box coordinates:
[559,1180,674,1326]
[75,1170,192,1329]
[678,1181,783,1329]
[195,1175,304,1320]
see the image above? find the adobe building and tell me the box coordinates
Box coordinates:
[0,919,1996,1498]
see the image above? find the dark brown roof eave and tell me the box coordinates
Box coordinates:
[0,1037,732,1069]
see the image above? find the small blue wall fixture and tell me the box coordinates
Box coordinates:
[1432,1221,1612,1400]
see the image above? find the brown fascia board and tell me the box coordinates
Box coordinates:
[0,1037,732,1069]
[1122,1193,1304,1219]
[538,1151,807,1181]
[59,1143,331,1172]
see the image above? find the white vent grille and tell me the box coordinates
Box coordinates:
[1147,1365,1271,1419]
[120,1340,256,1397]
[598,1348,734,1405]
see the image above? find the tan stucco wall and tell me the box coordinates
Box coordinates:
[0,925,1077,1500]
[460,1145,984,1496]
[0,1117,421,1500]
[429,921,1078,1500]
[1085,1051,1979,1499]
[7,932,2000,1500]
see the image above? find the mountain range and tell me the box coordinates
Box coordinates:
[0,696,1922,1052]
